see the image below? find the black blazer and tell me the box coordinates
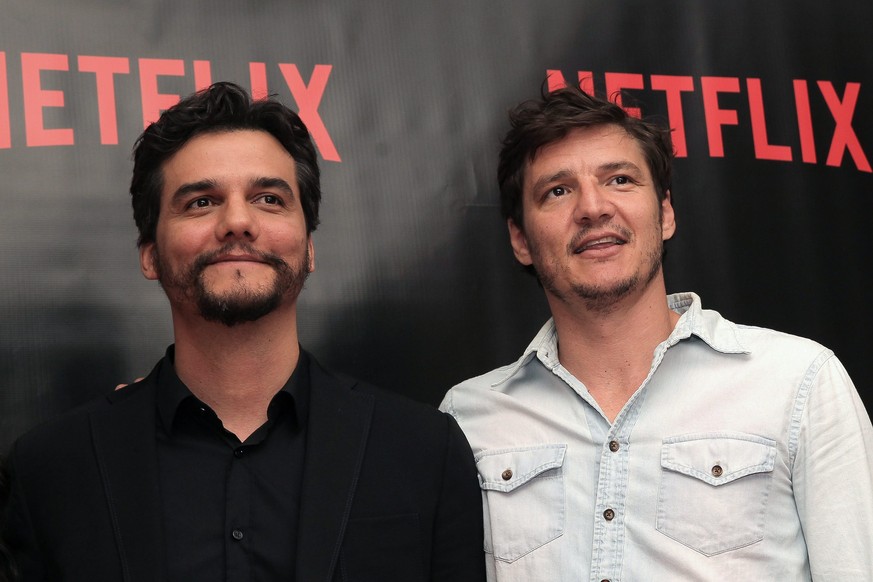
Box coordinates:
[2,353,485,581]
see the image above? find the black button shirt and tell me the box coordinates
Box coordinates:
[155,347,309,581]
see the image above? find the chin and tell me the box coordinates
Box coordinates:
[197,290,283,327]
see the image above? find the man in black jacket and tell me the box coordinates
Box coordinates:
[2,82,485,582]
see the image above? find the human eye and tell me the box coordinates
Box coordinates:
[186,197,213,209]
[545,185,568,199]
[608,175,638,188]
[256,193,285,206]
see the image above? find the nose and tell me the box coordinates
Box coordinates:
[573,180,614,224]
[216,196,259,241]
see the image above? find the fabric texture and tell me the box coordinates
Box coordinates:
[3,349,486,582]
[441,292,873,582]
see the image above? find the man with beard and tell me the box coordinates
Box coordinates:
[440,86,873,581]
[2,82,485,582]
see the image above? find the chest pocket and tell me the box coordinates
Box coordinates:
[476,444,566,563]
[656,432,777,556]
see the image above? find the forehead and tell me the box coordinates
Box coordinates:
[160,129,298,192]
[524,124,649,185]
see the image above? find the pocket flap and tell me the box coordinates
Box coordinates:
[476,444,567,493]
[661,432,777,486]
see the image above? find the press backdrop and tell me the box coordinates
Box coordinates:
[2,0,871,449]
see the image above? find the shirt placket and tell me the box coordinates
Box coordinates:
[226,445,252,581]
[587,341,673,582]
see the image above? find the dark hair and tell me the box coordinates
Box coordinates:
[130,81,321,247]
[498,84,674,231]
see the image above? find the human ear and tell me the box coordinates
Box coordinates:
[139,242,160,280]
[508,218,533,266]
[660,190,676,241]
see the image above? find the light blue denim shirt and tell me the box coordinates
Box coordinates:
[441,293,873,581]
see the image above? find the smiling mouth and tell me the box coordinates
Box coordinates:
[573,236,627,254]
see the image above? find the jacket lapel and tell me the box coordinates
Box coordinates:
[90,367,165,582]
[296,357,374,582]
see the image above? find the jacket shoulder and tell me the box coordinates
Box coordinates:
[9,373,156,464]
[309,355,456,443]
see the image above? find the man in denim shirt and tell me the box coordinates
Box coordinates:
[440,86,873,581]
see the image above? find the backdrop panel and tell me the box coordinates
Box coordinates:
[1,0,871,449]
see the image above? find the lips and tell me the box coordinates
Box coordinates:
[191,243,288,274]
[572,233,628,254]
[209,254,264,264]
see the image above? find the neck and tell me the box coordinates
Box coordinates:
[547,279,679,421]
[170,302,301,441]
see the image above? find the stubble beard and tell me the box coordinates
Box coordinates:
[533,222,665,314]
[153,243,310,327]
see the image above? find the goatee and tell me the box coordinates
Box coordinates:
[154,242,310,327]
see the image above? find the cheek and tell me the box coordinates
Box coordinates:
[270,231,307,254]
[156,237,202,269]
[537,225,565,250]
[273,225,310,250]
[526,233,564,266]
[163,219,213,247]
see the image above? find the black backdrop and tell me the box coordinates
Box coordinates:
[2,0,871,450]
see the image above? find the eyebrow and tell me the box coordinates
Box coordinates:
[251,176,295,197]
[528,160,646,195]
[170,176,296,205]
[529,169,575,196]
[598,160,644,175]
[170,179,219,205]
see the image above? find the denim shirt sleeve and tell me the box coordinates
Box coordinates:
[791,353,873,578]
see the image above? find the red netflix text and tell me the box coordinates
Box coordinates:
[0,51,340,162]
[548,70,871,173]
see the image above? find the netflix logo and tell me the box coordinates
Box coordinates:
[0,51,340,161]
[548,70,871,173]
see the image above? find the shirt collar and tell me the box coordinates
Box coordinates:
[665,292,749,354]
[492,292,749,386]
[156,345,310,433]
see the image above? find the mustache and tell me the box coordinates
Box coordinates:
[192,243,288,273]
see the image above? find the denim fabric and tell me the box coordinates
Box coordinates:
[476,444,567,561]
[441,293,873,582]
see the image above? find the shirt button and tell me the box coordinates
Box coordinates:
[711,464,723,477]
[231,529,244,541]
[603,508,615,521]
[234,448,245,458]
[501,469,513,481]
[608,440,620,452]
